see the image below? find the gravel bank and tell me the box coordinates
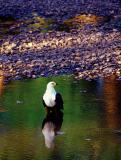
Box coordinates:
[0,0,121,81]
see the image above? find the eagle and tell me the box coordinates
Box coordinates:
[42,81,63,111]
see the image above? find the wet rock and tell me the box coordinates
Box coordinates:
[117,77,121,81]
[117,61,121,65]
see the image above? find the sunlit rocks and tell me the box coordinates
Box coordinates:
[117,61,121,65]
[27,16,53,32]
[0,70,3,77]
[64,14,112,29]
[0,72,4,95]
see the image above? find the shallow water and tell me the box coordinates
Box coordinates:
[0,75,121,160]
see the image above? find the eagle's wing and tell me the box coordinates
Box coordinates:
[55,93,64,110]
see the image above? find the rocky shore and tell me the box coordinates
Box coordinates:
[0,0,121,82]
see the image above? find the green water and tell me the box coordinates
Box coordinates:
[0,75,121,160]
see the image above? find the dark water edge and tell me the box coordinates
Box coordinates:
[0,75,121,159]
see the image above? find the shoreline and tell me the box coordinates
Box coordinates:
[0,72,121,85]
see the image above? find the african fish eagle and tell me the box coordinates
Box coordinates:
[42,81,63,110]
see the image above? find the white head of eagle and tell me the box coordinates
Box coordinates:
[43,81,63,109]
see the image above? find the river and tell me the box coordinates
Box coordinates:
[0,75,121,160]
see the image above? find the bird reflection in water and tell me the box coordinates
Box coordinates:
[42,109,63,149]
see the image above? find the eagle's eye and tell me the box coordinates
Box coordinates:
[52,82,56,86]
